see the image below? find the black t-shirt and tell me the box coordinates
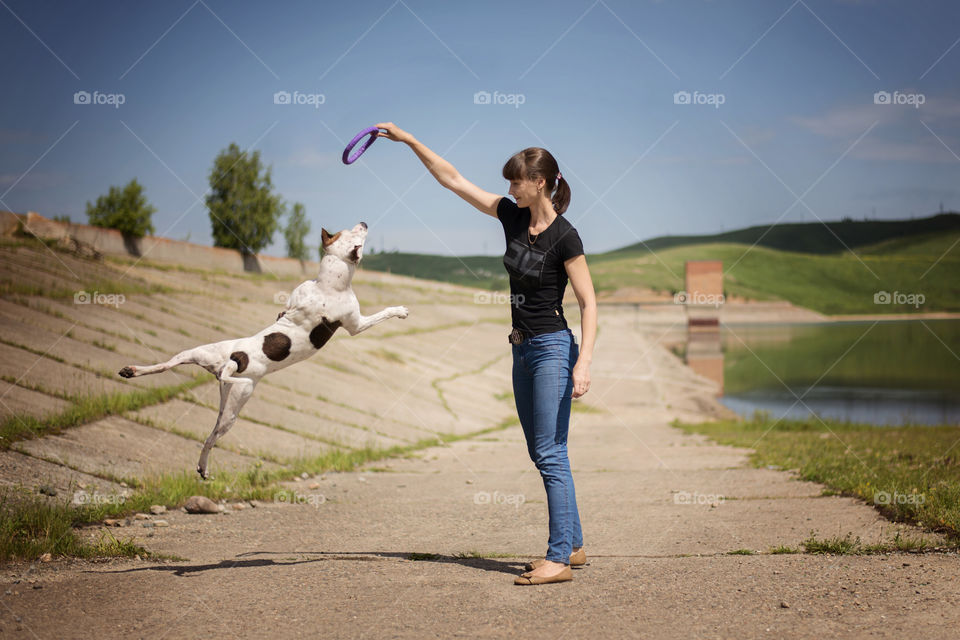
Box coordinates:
[497,196,584,336]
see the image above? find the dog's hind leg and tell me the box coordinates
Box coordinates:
[118,345,221,379]
[196,366,256,479]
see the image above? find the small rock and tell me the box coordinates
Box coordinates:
[142,522,155,528]
[232,502,246,510]
[120,482,128,488]
[320,475,326,481]
[294,476,302,482]
[134,513,151,520]
[466,480,474,485]
[32,584,42,590]
[39,553,52,563]
[149,505,166,515]
[183,495,219,514]
[38,485,57,497]
[104,519,123,527]
[308,482,320,490]
[301,472,309,479]
[780,601,790,609]
[153,520,170,527]
[77,482,87,489]
[358,477,367,483]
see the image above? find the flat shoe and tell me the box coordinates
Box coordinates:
[514,566,572,585]
[524,548,586,572]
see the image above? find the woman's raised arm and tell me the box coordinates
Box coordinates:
[376,122,501,218]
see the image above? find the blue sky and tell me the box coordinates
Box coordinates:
[1,0,958,256]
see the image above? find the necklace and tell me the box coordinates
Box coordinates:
[528,230,539,245]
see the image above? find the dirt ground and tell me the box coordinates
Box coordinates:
[1,247,958,639]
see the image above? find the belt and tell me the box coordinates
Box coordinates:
[508,327,525,345]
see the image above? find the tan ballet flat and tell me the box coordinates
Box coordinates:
[514,565,573,585]
[524,548,586,572]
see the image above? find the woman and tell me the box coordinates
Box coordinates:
[376,123,598,585]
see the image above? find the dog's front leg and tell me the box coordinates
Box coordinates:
[340,305,409,336]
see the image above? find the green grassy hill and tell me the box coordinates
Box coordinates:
[360,216,960,315]
[608,213,960,255]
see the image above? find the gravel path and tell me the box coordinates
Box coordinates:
[3,309,958,639]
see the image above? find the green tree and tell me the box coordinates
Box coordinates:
[85,178,156,238]
[283,202,311,263]
[206,143,284,259]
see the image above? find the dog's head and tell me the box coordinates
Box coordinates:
[321,222,368,264]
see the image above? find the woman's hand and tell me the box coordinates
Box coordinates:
[375,122,414,144]
[571,359,591,398]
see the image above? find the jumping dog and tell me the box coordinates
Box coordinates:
[118,222,408,478]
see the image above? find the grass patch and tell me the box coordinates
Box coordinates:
[675,414,960,545]
[0,377,208,449]
[769,545,802,554]
[369,348,405,364]
[727,548,756,555]
[454,550,521,559]
[0,490,147,562]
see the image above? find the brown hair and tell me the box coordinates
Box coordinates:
[501,147,571,215]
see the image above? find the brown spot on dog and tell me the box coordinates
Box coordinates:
[229,351,249,373]
[262,332,292,361]
[309,319,341,349]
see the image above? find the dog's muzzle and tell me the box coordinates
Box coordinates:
[508,327,525,345]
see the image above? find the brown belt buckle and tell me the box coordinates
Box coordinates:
[508,327,524,345]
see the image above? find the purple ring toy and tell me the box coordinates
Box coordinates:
[342,126,380,164]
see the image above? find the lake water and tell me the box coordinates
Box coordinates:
[714,319,960,426]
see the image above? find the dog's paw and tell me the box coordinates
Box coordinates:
[394,306,409,319]
[196,464,209,480]
[118,366,136,378]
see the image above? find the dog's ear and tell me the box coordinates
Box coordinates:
[321,228,341,248]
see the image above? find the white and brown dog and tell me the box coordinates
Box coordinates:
[118,222,408,479]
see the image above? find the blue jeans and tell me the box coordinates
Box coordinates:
[512,328,583,563]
